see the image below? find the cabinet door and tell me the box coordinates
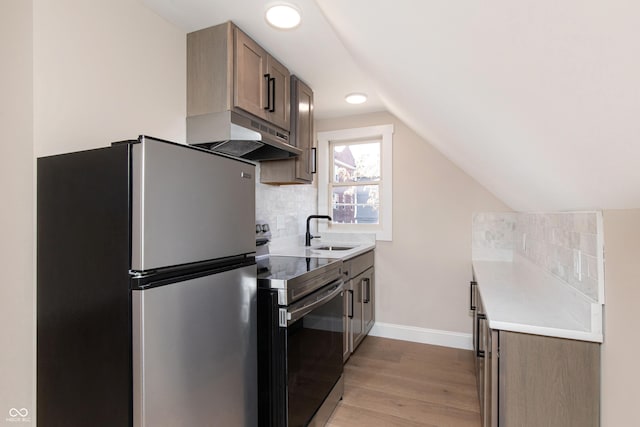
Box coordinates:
[482,324,493,427]
[476,295,487,419]
[471,281,478,355]
[342,287,351,362]
[498,331,600,427]
[362,267,374,334]
[351,276,365,351]
[259,76,313,185]
[233,28,268,121]
[266,57,290,131]
[293,77,313,182]
[490,330,499,427]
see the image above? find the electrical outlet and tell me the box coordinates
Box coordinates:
[522,233,527,251]
[276,215,286,230]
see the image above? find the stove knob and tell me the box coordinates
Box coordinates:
[256,225,262,234]
[262,224,270,232]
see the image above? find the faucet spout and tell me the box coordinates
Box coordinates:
[305,215,332,246]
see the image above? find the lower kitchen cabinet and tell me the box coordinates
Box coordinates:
[343,250,375,362]
[498,331,600,426]
[471,281,600,427]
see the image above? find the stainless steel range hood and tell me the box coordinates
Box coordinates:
[187,110,302,161]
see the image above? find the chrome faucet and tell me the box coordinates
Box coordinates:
[305,215,332,246]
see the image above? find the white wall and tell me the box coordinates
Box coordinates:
[0,0,185,422]
[601,209,640,426]
[1,1,35,422]
[317,112,511,339]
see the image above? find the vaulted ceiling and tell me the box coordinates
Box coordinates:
[143,0,640,212]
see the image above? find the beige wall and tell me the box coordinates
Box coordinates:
[601,209,640,426]
[1,0,185,422]
[317,112,510,334]
[1,0,35,421]
[33,0,186,156]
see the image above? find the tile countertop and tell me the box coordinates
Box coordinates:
[269,233,376,260]
[473,256,603,343]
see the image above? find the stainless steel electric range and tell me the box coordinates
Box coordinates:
[257,254,345,427]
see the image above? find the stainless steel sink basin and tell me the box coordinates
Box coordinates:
[313,245,354,251]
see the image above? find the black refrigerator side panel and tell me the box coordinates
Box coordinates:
[37,144,132,426]
[257,289,288,427]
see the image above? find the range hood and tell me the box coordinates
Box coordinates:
[187,110,302,161]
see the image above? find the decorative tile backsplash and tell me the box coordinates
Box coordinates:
[473,211,604,303]
[472,212,517,261]
[255,163,317,240]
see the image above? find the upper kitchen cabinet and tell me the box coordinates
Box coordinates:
[187,21,290,132]
[233,28,290,130]
[260,76,314,184]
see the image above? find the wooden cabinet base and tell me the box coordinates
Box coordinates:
[472,284,600,427]
[498,331,600,427]
[343,251,375,362]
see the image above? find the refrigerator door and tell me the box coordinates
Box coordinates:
[131,136,256,271]
[132,264,257,427]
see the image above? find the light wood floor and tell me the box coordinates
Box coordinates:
[326,336,481,427]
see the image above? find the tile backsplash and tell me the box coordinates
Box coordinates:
[255,163,317,240]
[473,211,604,303]
[472,212,517,261]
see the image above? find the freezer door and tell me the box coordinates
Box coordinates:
[131,137,256,271]
[132,264,257,427]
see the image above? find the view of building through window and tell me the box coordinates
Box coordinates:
[331,140,381,224]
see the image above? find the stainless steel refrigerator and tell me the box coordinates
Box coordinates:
[37,136,257,426]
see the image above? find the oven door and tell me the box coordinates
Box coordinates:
[286,280,344,427]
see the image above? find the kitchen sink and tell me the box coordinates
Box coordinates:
[314,245,355,251]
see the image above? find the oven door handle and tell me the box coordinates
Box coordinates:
[285,281,344,326]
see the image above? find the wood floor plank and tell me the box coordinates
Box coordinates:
[326,402,434,427]
[339,385,482,426]
[346,352,477,388]
[327,336,481,427]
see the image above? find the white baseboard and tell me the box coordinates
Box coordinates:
[368,322,473,350]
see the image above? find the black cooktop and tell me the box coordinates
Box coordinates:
[257,256,343,305]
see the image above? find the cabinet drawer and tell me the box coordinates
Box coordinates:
[346,251,374,279]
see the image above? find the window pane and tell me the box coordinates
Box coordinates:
[333,142,380,183]
[331,185,379,224]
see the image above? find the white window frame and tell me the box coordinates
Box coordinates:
[317,124,393,241]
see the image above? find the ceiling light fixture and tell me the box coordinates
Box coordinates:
[265,3,302,30]
[345,93,368,105]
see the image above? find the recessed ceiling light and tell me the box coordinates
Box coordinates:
[265,3,302,30]
[345,93,368,104]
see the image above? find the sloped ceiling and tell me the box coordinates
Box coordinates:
[143,0,640,212]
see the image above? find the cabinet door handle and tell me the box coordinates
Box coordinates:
[348,289,354,319]
[363,278,371,303]
[263,74,271,110]
[470,281,477,311]
[311,147,317,174]
[476,313,486,358]
[269,77,276,112]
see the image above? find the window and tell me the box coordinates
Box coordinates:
[331,141,380,224]
[317,124,393,241]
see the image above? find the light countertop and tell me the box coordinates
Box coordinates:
[269,233,376,260]
[473,256,603,343]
